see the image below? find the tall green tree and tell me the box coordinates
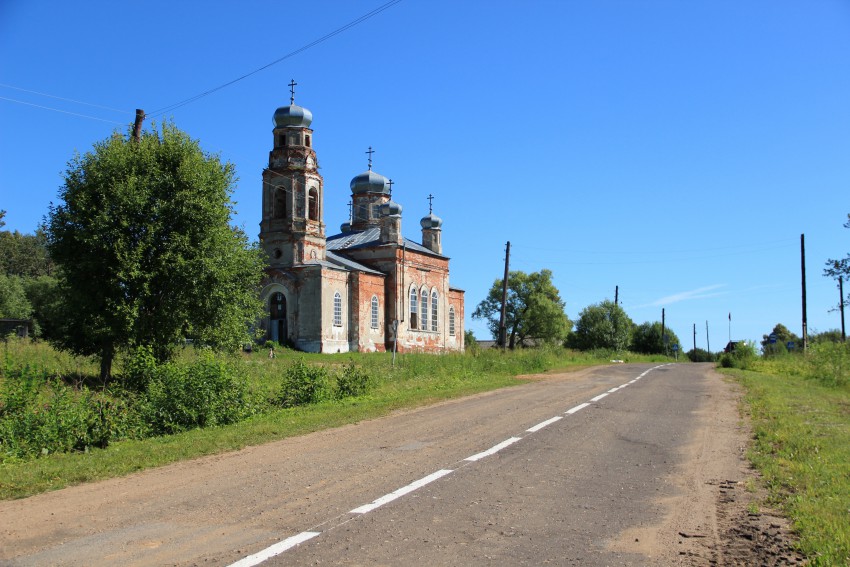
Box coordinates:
[824,213,850,309]
[46,122,266,380]
[0,228,55,277]
[760,323,801,356]
[0,273,32,320]
[472,269,571,349]
[631,321,680,355]
[568,299,634,352]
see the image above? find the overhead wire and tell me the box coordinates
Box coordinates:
[146,0,404,118]
[0,83,129,114]
[0,96,126,125]
[0,1,403,124]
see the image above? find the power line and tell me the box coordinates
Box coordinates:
[510,238,798,257]
[0,83,129,114]
[0,96,126,125]
[147,0,404,118]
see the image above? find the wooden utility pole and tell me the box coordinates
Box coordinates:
[693,323,697,353]
[706,320,710,353]
[801,233,808,351]
[614,285,619,305]
[132,109,145,142]
[498,241,510,350]
[661,308,666,356]
[838,276,847,343]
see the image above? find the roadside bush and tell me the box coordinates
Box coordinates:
[687,348,715,363]
[806,342,850,388]
[141,353,255,435]
[718,341,758,370]
[121,345,157,392]
[334,361,372,399]
[0,372,121,461]
[273,359,330,408]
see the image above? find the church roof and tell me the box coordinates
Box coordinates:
[324,251,384,275]
[326,227,447,258]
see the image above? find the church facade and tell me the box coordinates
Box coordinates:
[257,94,464,353]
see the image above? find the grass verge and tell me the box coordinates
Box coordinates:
[1,344,668,500]
[725,367,850,565]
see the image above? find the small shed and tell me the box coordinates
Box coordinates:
[0,318,33,338]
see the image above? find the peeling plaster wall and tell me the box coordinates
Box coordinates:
[350,272,387,352]
[319,267,350,353]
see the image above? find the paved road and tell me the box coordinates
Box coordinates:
[1,363,722,566]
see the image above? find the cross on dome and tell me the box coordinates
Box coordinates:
[288,79,297,104]
[365,146,375,170]
[427,193,434,214]
[387,178,395,197]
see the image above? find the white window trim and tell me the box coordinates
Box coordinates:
[333,291,343,327]
[370,295,379,329]
[431,290,438,332]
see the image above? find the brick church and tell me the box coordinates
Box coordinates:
[257,88,464,353]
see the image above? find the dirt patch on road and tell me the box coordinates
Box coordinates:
[611,368,806,565]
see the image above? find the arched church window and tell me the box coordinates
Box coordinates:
[409,285,418,329]
[371,295,379,329]
[305,134,311,147]
[278,134,287,148]
[333,292,342,326]
[449,306,456,336]
[308,188,319,221]
[274,187,286,219]
[431,290,438,332]
[420,288,429,332]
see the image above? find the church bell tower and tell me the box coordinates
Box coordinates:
[259,80,325,267]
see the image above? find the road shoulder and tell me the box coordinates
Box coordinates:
[609,364,805,565]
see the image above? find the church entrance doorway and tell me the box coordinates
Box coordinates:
[270,292,287,344]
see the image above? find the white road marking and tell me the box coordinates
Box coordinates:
[350,469,454,514]
[229,365,670,565]
[527,415,563,432]
[464,437,522,462]
[228,531,321,567]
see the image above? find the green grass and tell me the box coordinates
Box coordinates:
[724,347,850,566]
[0,340,669,500]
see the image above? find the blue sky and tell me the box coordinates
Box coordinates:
[2,0,848,350]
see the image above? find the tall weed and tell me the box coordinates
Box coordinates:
[273,359,330,408]
[141,352,256,435]
[806,342,850,388]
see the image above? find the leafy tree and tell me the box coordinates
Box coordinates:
[824,213,850,307]
[686,348,715,362]
[472,269,571,349]
[810,329,843,344]
[760,323,801,356]
[0,228,55,278]
[631,321,681,355]
[568,299,633,352]
[46,122,266,381]
[0,273,32,319]
[463,329,480,354]
[23,275,60,339]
